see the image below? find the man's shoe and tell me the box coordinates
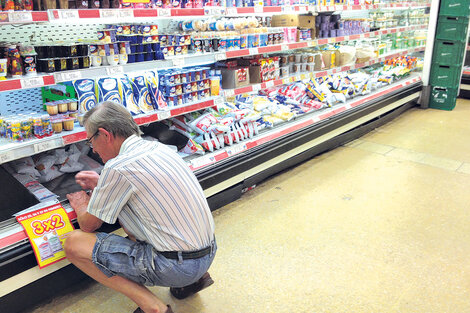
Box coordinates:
[170,272,214,300]
[133,304,174,313]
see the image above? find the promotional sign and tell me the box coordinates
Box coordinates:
[16,203,74,269]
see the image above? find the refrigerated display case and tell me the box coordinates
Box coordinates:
[0,2,433,312]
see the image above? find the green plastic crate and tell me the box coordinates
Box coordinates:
[41,83,76,103]
[429,86,458,111]
[430,63,462,88]
[432,40,466,66]
[439,0,470,17]
[436,16,469,42]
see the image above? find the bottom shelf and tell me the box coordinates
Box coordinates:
[187,73,422,173]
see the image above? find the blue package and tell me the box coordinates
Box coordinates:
[119,75,141,115]
[73,78,98,114]
[97,77,122,105]
[129,74,155,113]
[145,70,167,110]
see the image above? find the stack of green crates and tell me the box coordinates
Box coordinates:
[429,0,470,110]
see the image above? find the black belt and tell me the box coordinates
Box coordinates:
[158,245,212,260]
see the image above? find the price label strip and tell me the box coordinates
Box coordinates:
[54,70,82,83]
[119,9,134,18]
[9,11,33,23]
[16,203,75,269]
[214,97,224,105]
[157,8,171,17]
[100,9,119,19]
[21,76,45,89]
[172,58,184,67]
[158,110,171,121]
[106,66,124,76]
[59,10,79,20]
[0,151,15,164]
[33,138,64,154]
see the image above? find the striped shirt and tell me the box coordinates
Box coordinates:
[87,135,215,252]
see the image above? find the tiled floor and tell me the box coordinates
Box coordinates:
[31,99,470,313]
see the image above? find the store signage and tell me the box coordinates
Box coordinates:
[16,203,74,269]
[9,11,33,23]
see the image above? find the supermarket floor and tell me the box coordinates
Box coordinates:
[31,98,470,313]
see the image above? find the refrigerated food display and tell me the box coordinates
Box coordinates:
[0,2,434,312]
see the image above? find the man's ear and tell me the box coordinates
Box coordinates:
[98,128,112,143]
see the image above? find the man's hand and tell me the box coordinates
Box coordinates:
[66,191,102,233]
[75,171,100,191]
[66,191,90,215]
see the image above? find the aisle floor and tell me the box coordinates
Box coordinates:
[31,99,470,313]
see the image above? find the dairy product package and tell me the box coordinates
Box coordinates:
[129,74,155,113]
[119,75,142,115]
[145,71,168,110]
[97,77,122,105]
[73,79,98,114]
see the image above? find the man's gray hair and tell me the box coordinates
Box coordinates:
[83,101,141,138]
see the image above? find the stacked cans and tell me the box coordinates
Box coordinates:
[159,67,211,107]
[112,24,162,63]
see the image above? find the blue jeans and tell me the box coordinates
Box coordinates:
[92,232,217,287]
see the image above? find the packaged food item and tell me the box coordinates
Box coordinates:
[63,117,75,131]
[97,77,122,105]
[145,71,167,110]
[46,102,59,115]
[57,100,69,113]
[129,74,155,113]
[73,79,98,113]
[51,118,63,133]
[118,75,141,115]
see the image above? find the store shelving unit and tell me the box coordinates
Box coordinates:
[0,2,430,312]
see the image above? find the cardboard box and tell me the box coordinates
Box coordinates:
[271,14,316,28]
[221,67,250,89]
[313,53,323,71]
[271,14,299,27]
[298,15,316,28]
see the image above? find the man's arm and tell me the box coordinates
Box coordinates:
[67,191,103,233]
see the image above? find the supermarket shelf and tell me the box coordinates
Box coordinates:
[221,24,427,60]
[190,73,422,172]
[0,24,427,93]
[0,11,48,24]
[0,97,222,165]
[0,2,431,25]
[223,46,425,97]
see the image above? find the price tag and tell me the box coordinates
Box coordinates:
[214,97,224,105]
[225,89,235,97]
[191,156,210,169]
[344,103,352,110]
[249,48,258,55]
[157,8,171,17]
[308,40,315,47]
[265,81,274,88]
[295,75,301,81]
[282,44,289,51]
[215,52,226,61]
[312,116,321,123]
[106,66,124,75]
[226,144,246,156]
[33,138,63,154]
[300,74,307,80]
[158,110,171,120]
[254,6,263,13]
[307,5,316,12]
[0,152,14,164]
[21,76,44,89]
[173,58,184,67]
[226,7,237,15]
[59,10,79,20]
[9,11,33,23]
[252,84,261,91]
[282,78,289,84]
[297,6,307,13]
[55,70,82,82]
[100,9,119,19]
[119,9,134,18]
